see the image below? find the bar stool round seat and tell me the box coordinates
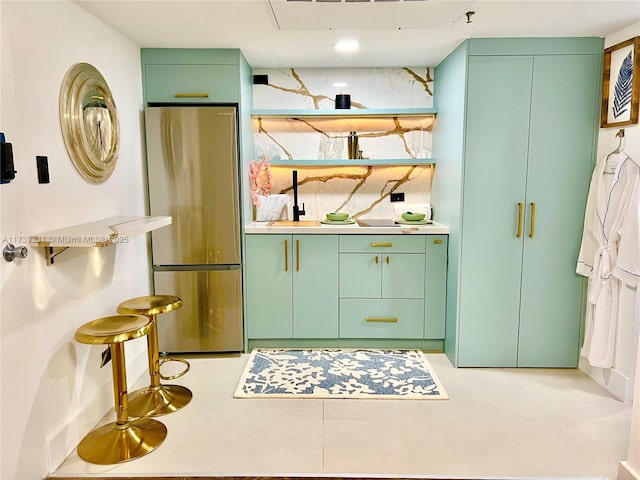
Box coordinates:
[117,295,192,417]
[74,314,167,464]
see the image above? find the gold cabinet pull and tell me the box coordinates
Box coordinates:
[386,256,390,264]
[296,239,300,271]
[516,202,523,238]
[371,242,393,247]
[366,316,398,323]
[375,255,379,264]
[529,202,536,239]
[174,93,209,98]
[284,239,288,272]
[434,239,442,244]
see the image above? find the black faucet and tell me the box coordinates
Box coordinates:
[292,170,305,221]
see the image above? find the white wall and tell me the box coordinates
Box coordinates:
[1,1,151,478]
[579,21,640,405]
[588,19,640,480]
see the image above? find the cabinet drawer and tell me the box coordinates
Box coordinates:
[145,64,239,103]
[339,235,426,253]
[339,299,424,338]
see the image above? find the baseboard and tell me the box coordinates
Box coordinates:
[45,348,149,474]
[619,461,640,480]
[579,356,635,402]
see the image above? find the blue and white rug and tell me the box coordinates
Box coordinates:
[234,349,448,399]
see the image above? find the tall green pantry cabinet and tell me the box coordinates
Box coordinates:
[432,38,602,367]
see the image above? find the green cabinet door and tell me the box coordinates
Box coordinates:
[457,55,533,367]
[517,54,598,367]
[425,235,448,339]
[339,253,381,298]
[293,235,339,338]
[144,64,239,103]
[381,254,426,299]
[245,235,292,338]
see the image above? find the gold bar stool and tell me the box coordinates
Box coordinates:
[74,314,167,464]
[117,295,192,417]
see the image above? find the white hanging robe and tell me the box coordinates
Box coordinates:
[577,150,640,368]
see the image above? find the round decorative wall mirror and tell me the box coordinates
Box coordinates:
[59,63,120,184]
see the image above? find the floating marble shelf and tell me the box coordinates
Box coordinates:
[268,158,436,167]
[251,108,437,117]
[30,215,172,266]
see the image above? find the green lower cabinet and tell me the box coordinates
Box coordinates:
[246,233,448,344]
[340,299,425,338]
[425,235,448,338]
[245,234,338,339]
[339,253,426,299]
[245,234,292,338]
[292,235,339,338]
[337,234,445,341]
[382,254,426,299]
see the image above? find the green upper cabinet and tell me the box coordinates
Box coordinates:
[145,64,239,103]
[141,49,244,104]
[433,38,602,368]
[245,234,338,339]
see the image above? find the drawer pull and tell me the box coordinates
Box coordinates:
[516,202,523,238]
[386,256,390,264]
[375,255,379,264]
[433,239,442,244]
[366,316,398,323]
[284,239,288,272]
[174,93,209,98]
[371,242,393,247]
[529,202,536,239]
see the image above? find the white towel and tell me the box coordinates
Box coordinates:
[255,194,290,221]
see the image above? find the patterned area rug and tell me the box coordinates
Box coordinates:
[234,349,448,399]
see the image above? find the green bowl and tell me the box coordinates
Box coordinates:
[402,211,426,221]
[326,212,349,221]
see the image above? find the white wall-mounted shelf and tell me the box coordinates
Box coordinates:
[30,216,172,265]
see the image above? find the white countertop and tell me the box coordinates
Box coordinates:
[245,220,449,235]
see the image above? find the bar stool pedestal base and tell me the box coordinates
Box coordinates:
[77,418,167,464]
[128,384,193,417]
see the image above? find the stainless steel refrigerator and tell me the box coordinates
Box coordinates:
[145,105,243,353]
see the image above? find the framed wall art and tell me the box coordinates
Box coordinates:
[601,36,639,128]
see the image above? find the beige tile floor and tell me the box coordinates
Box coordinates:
[51,353,632,479]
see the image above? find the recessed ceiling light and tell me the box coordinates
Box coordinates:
[334,40,359,53]
[333,82,348,87]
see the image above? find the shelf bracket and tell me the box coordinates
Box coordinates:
[44,246,69,266]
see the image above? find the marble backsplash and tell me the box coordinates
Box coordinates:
[251,67,435,221]
[252,67,434,110]
[259,165,433,221]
